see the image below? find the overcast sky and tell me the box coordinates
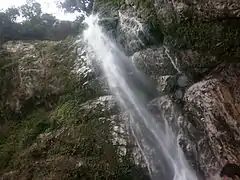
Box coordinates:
[1,0,78,21]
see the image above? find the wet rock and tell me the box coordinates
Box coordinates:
[156,74,191,95]
[153,0,240,22]
[78,95,120,119]
[174,89,184,99]
[156,75,175,93]
[132,47,178,80]
[82,76,110,100]
[117,8,152,55]
[148,95,183,133]
[98,17,119,38]
[184,63,240,177]
[116,4,164,56]
[164,47,220,79]
[148,95,209,178]
[177,75,190,88]
[99,17,118,30]
[132,46,220,82]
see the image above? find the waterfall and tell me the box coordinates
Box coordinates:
[82,14,198,180]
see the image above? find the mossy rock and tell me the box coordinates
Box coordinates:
[165,19,240,60]
[0,109,51,171]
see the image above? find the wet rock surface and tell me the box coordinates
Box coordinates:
[153,0,240,22]
[92,0,240,178]
[184,62,240,177]
[132,47,178,80]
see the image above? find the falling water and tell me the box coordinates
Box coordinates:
[83,15,198,180]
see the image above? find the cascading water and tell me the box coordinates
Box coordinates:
[83,14,198,180]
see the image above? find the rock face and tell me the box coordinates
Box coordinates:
[184,63,240,177]
[164,0,240,21]
[2,0,240,179]
[153,0,240,22]
[132,47,178,80]
[0,38,149,179]
[93,0,240,178]
[147,63,240,178]
[1,40,77,114]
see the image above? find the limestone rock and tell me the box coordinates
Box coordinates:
[164,47,219,79]
[184,63,240,177]
[78,95,120,119]
[156,75,175,93]
[117,8,152,55]
[132,47,178,80]
[153,0,240,22]
[2,40,77,113]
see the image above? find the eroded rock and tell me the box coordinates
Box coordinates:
[132,47,178,80]
[2,40,77,113]
[153,0,240,22]
[184,63,240,177]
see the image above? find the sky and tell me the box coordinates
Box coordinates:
[0,0,78,21]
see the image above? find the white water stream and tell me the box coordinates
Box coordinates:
[83,14,198,180]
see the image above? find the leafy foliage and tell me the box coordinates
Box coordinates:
[61,0,94,14]
[0,0,83,44]
[20,0,42,20]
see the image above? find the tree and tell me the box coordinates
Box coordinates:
[5,8,20,22]
[61,0,94,14]
[0,0,83,42]
[20,0,42,20]
[41,13,57,27]
[0,10,20,43]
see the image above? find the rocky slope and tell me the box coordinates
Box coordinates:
[0,39,148,179]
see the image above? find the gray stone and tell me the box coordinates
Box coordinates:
[164,47,219,79]
[174,89,184,99]
[132,47,178,80]
[153,0,240,22]
[156,75,175,93]
[184,63,240,177]
[177,75,190,87]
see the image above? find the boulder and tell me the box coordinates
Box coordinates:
[184,62,240,177]
[78,95,120,119]
[132,47,178,80]
[163,47,220,79]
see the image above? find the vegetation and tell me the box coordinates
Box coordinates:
[61,0,94,14]
[165,20,240,60]
[0,1,150,178]
[0,94,148,179]
[0,0,84,45]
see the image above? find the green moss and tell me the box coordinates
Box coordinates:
[50,100,79,126]
[0,37,148,179]
[165,20,240,59]
[135,0,165,44]
[0,109,51,170]
[94,0,124,14]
